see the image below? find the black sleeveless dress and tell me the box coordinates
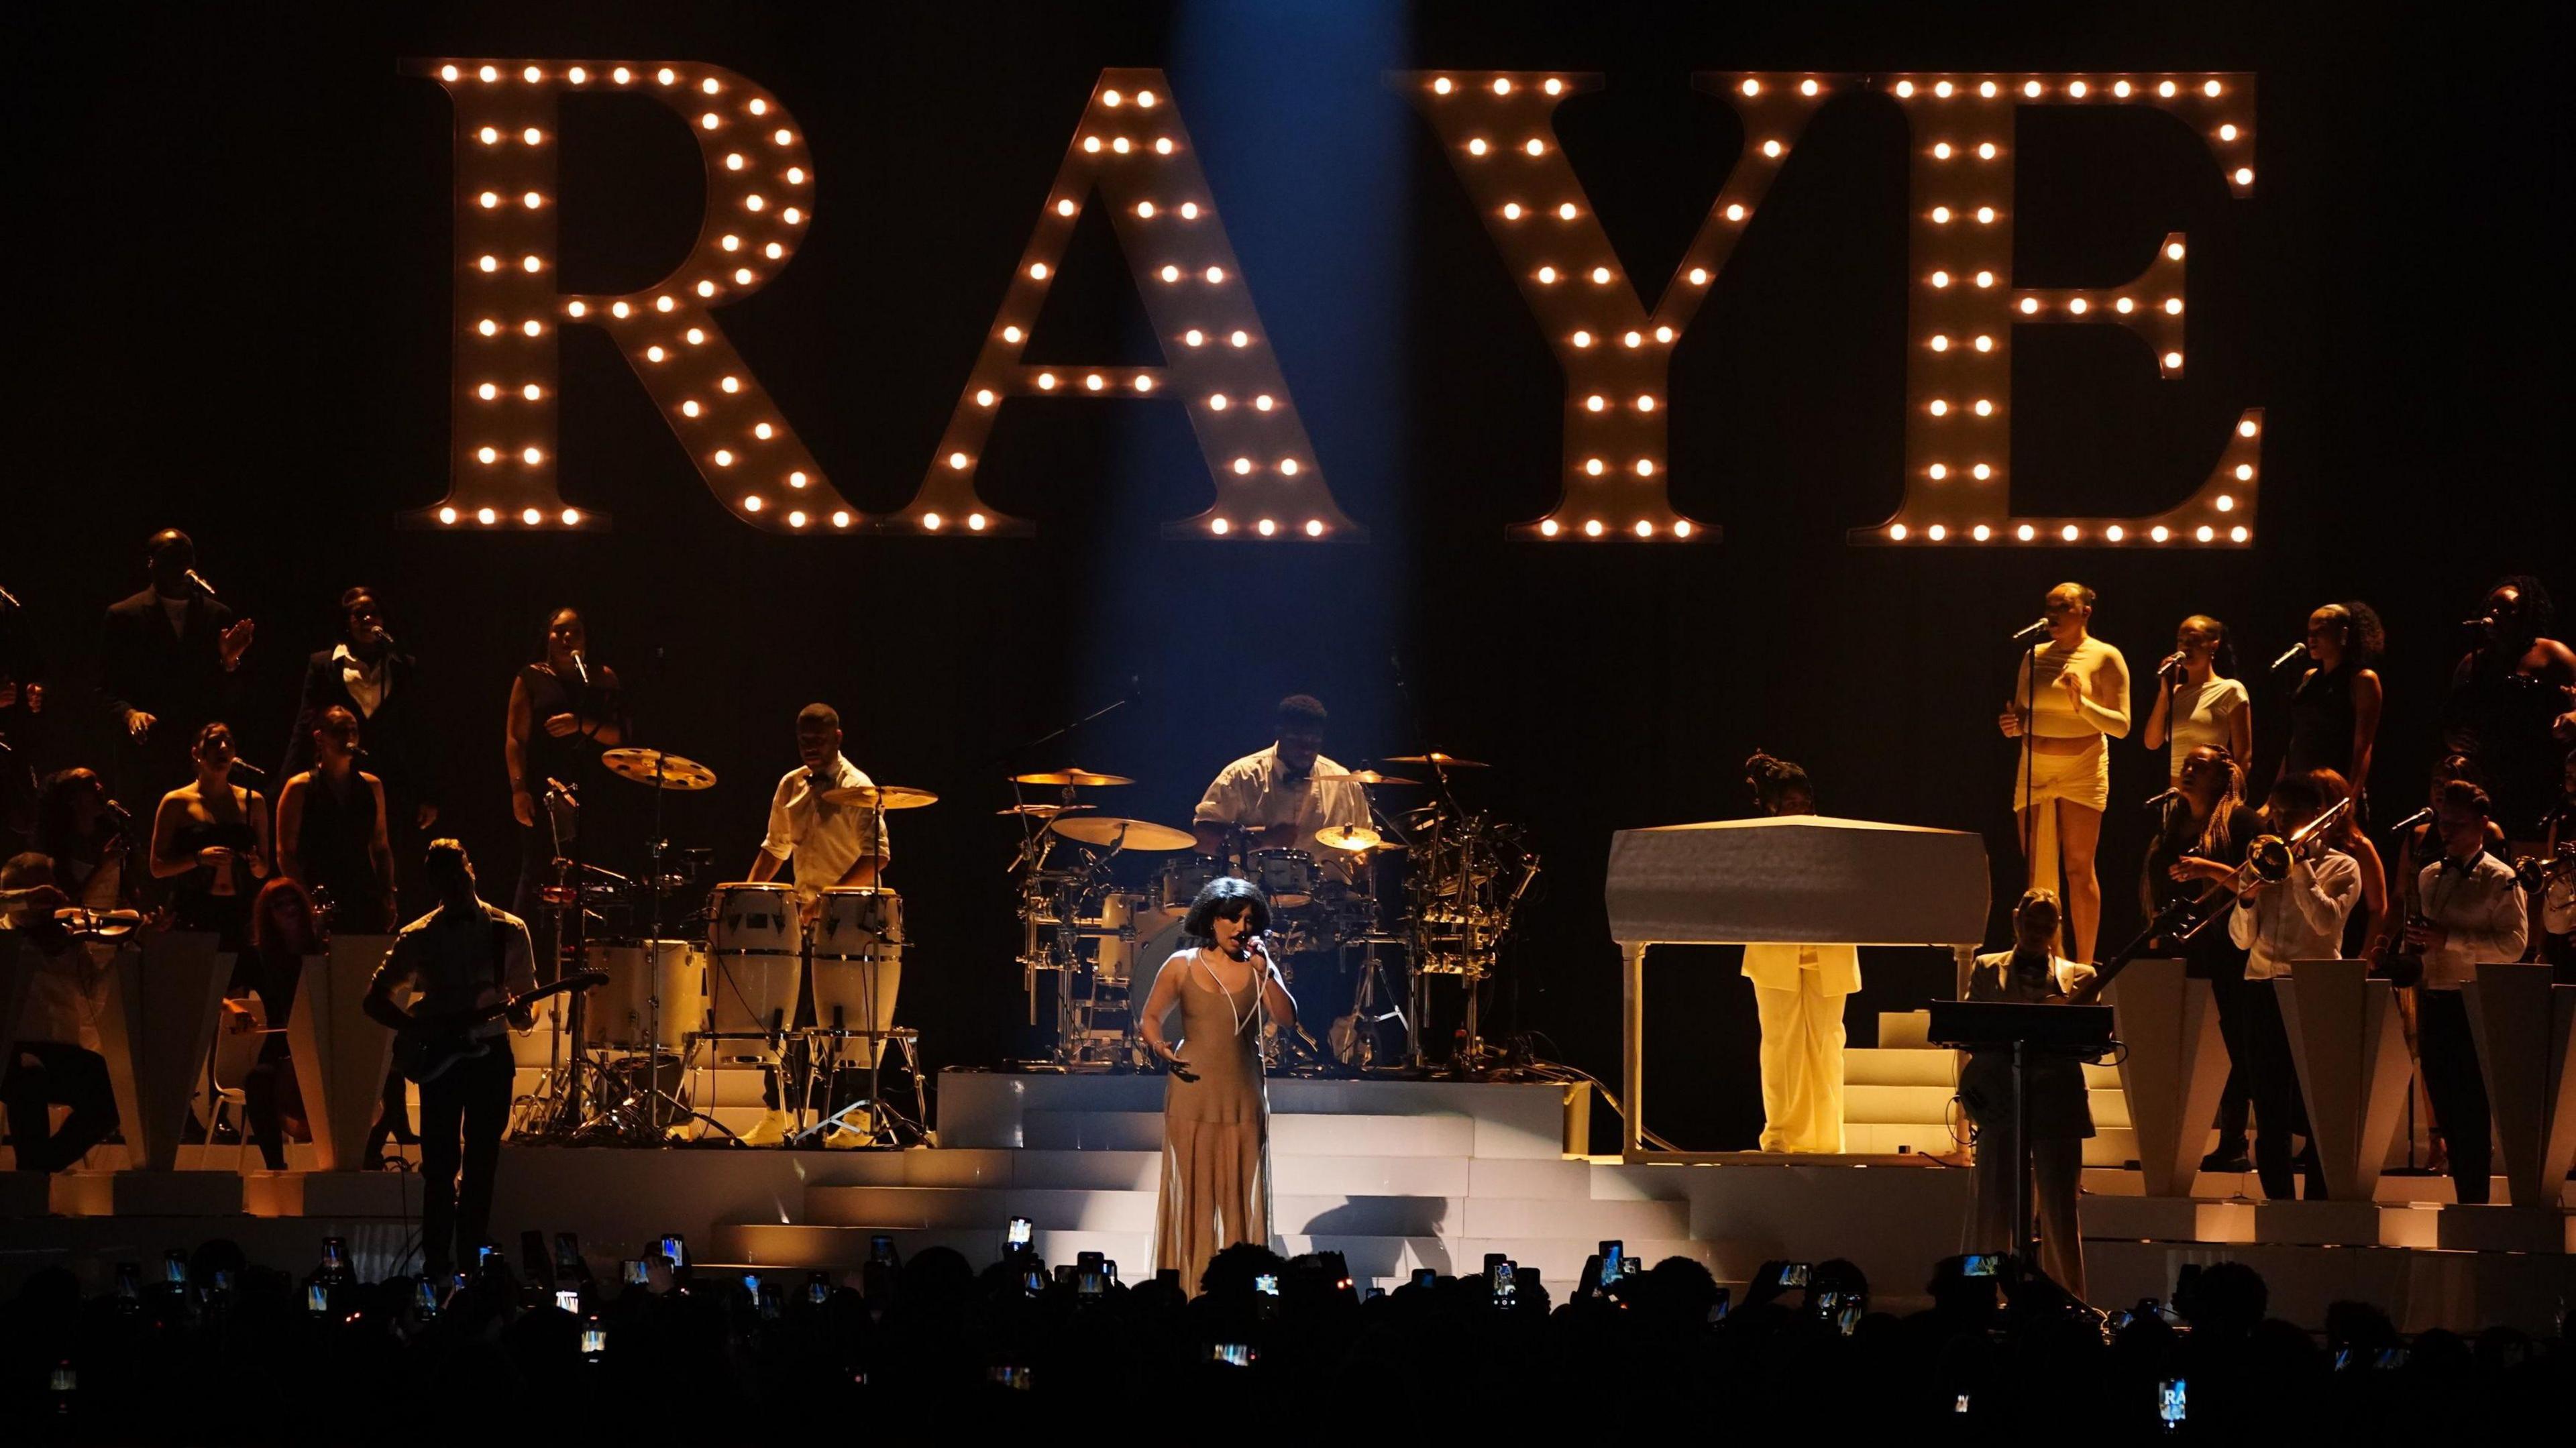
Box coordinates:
[171,810,260,950]
[299,770,386,932]
[2284,664,2356,778]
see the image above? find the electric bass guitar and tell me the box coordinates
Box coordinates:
[392,970,606,1084]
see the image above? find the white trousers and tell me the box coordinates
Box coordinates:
[1754,977,1849,1154]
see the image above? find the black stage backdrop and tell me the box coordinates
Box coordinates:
[3,2,2567,1150]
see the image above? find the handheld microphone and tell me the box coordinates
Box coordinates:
[2008,618,2051,644]
[183,569,219,601]
[373,624,399,652]
[2460,614,2496,632]
[570,651,590,687]
[2267,643,2305,671]
[2142,787,2182,810]
[103,799,134,837]
[2157,652,2185,682]
[2385,805,2433,834]
[225,758,268,779]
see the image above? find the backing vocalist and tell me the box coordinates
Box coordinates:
[504,608,625,973]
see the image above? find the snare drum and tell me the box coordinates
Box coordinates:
[583,938,706,1051]
[708,881,801,1040]
[812,887,903,960]
[1154,855,1225,916]
[1247,848,1316,907]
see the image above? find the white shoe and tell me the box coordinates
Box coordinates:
[823,1113,874,1148]
[740,1110,790,1147]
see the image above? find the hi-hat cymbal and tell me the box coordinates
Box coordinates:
[996,802,1094,818]
[1010,767,1134,787]
[1051,816,1195,852]
[1382,752,1487,769]
[1314,824,1386,852]
[600,748,718,790]
[1320,769,1419,787]
[819,784,940,810]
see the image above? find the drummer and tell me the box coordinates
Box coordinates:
[741,703,890,1147]
[1191,694,1370,865]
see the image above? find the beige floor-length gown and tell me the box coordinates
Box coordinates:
[1152,947,1273,1291]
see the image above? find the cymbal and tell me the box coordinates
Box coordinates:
[600,748,718,791]
[1050,816,1195,852]
[1382,752,1487,769]
[1314,824,1386,852]
[1010,767,1134,787]
[1321,769,1419,787]
[819,784,940,810]
[996,802,1094,818]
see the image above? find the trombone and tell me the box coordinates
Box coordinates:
[2178,793,2353,940]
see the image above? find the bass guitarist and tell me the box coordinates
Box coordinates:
[365,838,536,1280]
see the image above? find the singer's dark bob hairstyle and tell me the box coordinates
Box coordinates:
[1183,876,1271,942]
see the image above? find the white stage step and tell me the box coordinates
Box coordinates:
[798,1184,1692,1239]
[1020,1109,1493,1158]
[712,1222,1717,1290]
[1845,1083,2131,1129]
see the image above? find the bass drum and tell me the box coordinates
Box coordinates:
[708,881,802,1040]
[583,939,706,1052]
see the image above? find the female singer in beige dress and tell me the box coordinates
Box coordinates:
[1138,877,1294,1293]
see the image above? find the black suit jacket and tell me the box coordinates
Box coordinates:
[101,588,239,733]
[282,646,441,810]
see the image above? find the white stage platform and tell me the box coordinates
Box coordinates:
[4,1068,2569,1332]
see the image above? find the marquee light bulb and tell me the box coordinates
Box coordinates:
[1536,266,1556,284]
[2159,80,2177,98]
[1232,457,1252,475]
[1978,142,1996,160]
[1934,80,1953,98]
[697,280,717,296]
[522,446,543,464]
[1972,524,1991,541]
[2163,351,2183,368]
[1654,325,1674,343]
[1894,80,1914,97]
[832,510,851,528]
[1635,394,1655,411]
[681,400,700,416]
[1635,459,1656,477]
[476,446,497,464]
[1084,374,1104,390]
[2104,524,2123,541]
[1211,518,1230,535]
[567,67,586,85]
[1933,142,1952,160]
[2205,80,2224,97]
[1540,519,1560,537]
[755,423,772,439]
[522,508,542,525]
[1183,329,1204,347]
[1280,459,1300,476]
[1525,138,1544,156]
[612,67,631,85]
[1762,140,1782,158]
[969,514,989,531]
[1931,207,1951,223]
[1502,203,1522,221]
[523,253,542,270]
[1205,266,1226,283]
[720,376,741,392]
[1585,394,1605,412]
[786,510,806,528]
[1635,520,1655,538]
[1495,78,1514,95]
[645,345,665,362]
[1979,80,1998,99]
[1929,399,1949,416]
[2230,526,2249,543]
[949,451,969,469]
[1256,518,1277,537]
[478,254,498,272]
[2021,297,2039,314]
[441,65,459,82]
[478,126,499,146]
[1931,270,1950,288]
[1889,524,1909,541]
[1672,520,1693,538]
[2218,124,2238,142]
[1545,79,1563,95]
[1975,206,1995,224]
[1153,138,1172,155]
[1208,394,1229,410]
[2112,80,2131,97]
[1974,335,1992,351]
[1433,77,1453,95]
[1929,335,1949,351]
[1803,78,1821,97]
[1253,394,1274,410]
[1159,265,1180,283]
[1974,398,1993,416]
[2068,298,2088,315]
[478,318,499,336]
[478,190,499,208]
[773,129,792,145]
[975,388,996,406]
[439,506,458,524]
[1036,372,1056,390]
[2115,297,2135,314]
[712,449,733,466]
[476,382,498,400]
[1468,139,1488,156]
[2215,494,2235,512]
[2017,524,2037,541]
[2239,419,2259,437]
[1975,271,1994,288]
[2166,241,2185,260]
[522,320,542,337]
[1929,463,1947,480]
[2069,81,2088,98]
[1590,266,1611,284]
[2234,463,2254,480]
[790,471,808,487]
[1136,201,1155,218]
[1179,202,1198,219]
[1583,519,1604,537]
[1741,78,1760,97]
[1972,463,1992,480]
[1028,263,1048,280]
[2150,525,2169,542]
[1558,202,1577,220]
[478,65,497,82]
[2233,167,2253,186]
[1229,329,1249,347]
[1725,203,1746,222]
[2061,524,2081,541]
[1688,267,1710,285]
[655,68,676,86]
[2023,80,2042,98]
[1572,331,1591,348]
[1927,524,1947,540]
[1002,326,1023,343]
[2196,525,2216,542]
[477,507,496,525]
[1103,89,1122,107]
[734,268,753,284]
[1585,458,1604,476]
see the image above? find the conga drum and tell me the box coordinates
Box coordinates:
[707,881,801,1042]
[810,887,901,1069]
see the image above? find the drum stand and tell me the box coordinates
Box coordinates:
[1340,932,1412,1071]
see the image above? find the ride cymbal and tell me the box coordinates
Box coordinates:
[1381,752,1487,769]
[1009,768,1135,787]
[818,784,940,810]
[996,802,1095,818]
[1314,824,1386,852]
[600,748,718,790]
[1319,769,1419,787]
[1050,816,1195,852]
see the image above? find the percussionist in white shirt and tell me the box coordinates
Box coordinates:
[741,703,890,1145]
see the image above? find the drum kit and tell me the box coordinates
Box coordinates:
[516,748,932,1149]
[1006,752,1539,1075]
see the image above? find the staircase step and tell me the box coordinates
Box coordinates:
[1878,1011,1933,1048]
[1022,1110,1483,1158]
[710,1221,1715,1291]
[1845,1084,1958,1125]
[1844,1049,1958,1087]
[794,1183,1690,1240]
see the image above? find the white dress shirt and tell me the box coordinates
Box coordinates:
[333,643,388,717]
[2227,847,2361,979]
[1193,746,1370,847]
[5,930,110,1052]
[759,754,890,901]
[2412,852,2528,991]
